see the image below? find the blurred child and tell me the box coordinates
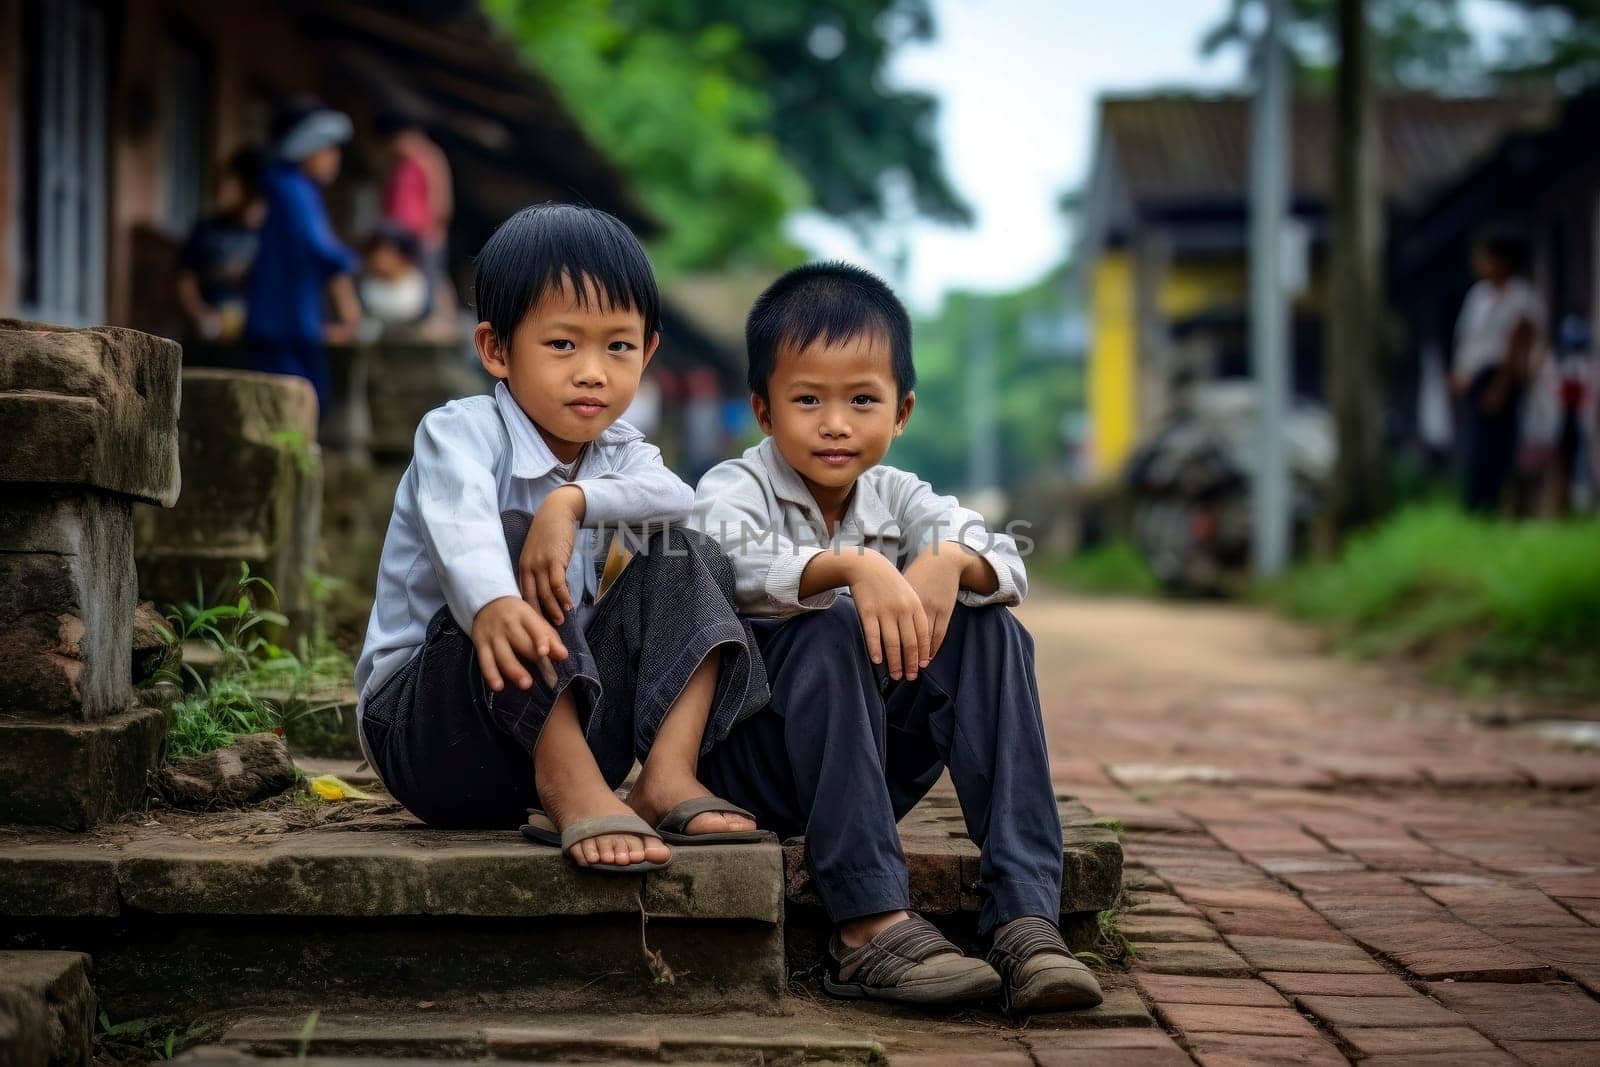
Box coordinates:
[175,147,265,343]
[358,222,430,330]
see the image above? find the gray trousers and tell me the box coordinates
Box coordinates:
[698,597,1063,934]
[361,516,769,829]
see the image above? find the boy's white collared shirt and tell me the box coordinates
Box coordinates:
[691,436,1026,619]
[355,381,693,707]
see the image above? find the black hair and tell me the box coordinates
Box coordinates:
[1475,225,1532,276]
[473,202,660,343]
[363,220,422,262]
[746,261,914,400]
[223,146,264,197]
[375,109,421,138]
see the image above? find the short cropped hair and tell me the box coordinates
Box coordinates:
[473,203,660,343]
[745,261,915,400]
[1475,225,1532,276]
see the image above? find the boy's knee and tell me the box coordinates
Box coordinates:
[948,603,1033,652]
[787,597,865,655]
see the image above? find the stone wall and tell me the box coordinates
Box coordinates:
[0,320,179,828]
[134,369,322,628]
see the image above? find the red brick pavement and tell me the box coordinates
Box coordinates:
[1019,594,1600,1065]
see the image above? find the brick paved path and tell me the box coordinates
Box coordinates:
[1025,593,1600,1065]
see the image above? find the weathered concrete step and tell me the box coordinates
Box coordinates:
[195,1011,884,1063]
[0,821,784,1018]
[0,950,95,1067]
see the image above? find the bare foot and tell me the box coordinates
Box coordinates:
[537,772,672,869]
[627,763,757,838]
[534,692,671,869]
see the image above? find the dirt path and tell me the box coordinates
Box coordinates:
[1020,591,1600,1064]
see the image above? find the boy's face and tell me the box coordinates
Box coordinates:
[474,276,657,463]
[752,331,914,499]
[365,242,412,282]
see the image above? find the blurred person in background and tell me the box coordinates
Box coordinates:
[175,147,265,344]
[376,109,454,311]
[245,99,362,412]
[1451,228,1543,514]
[357,221,430,334]
[1554,315,1598,513]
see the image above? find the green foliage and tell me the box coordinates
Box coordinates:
[483,0,967,273]
[1202,0,1600,91]
[1040,541,1161,597]
[1203,0,1479,88]
[485,0,808,274]
[1092,902,1136,964]
[1495,0,1600,88]
[166,678,283,763]
[890,268,1084,493]
[1271,506,1600,699]
[613,0,969,228]
[158,564,353,763]
[96,1011,209,1062]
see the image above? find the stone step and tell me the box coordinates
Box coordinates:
[0,814,784,1019]
[178,1011,883,1063]
[0,950,95,1067]
[0,787,1123,1025]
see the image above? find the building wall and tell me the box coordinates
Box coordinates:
[1087,251,1136,479]
[0,0,327,323]
[1087,246,1252,480]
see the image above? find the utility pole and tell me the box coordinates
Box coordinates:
[1250,0,1292,577]
[967,297,1000,496]
[1328,0,1387,532]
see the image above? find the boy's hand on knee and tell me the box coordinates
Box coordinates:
[904,544,966,660]
[472,596,568,693]
[846,550,931,682]
[521,487,585,625]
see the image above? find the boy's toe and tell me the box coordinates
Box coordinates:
[685,810,756,836]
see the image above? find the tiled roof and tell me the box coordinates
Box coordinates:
[1099,91,1556,210]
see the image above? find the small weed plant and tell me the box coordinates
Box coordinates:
[157,564,353,762]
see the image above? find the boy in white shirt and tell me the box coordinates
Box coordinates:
[691,263,1102,1012]
[356,204,768,872]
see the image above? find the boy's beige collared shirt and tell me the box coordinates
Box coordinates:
[692,436,1027,619]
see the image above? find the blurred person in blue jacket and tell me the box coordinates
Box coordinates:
[245,99,362,412]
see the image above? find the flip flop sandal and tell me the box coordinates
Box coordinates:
[520,809,671,874]
[654,796,772,845]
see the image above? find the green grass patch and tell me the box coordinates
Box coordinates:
[1040,540,1160,597]
[1270,506,1600,701]
[157,564,353,763]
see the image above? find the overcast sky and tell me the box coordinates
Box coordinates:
[789,0,1526,313]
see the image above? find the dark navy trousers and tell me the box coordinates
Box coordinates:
[699,596,1063,935]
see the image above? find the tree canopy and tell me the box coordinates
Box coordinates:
[484,0,967,275]
[1202,0,1600,90]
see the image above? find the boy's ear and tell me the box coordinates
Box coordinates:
[750,392,773,435]
[641,330,660,369]
[893,391,916,437]
[474,322,510,381]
